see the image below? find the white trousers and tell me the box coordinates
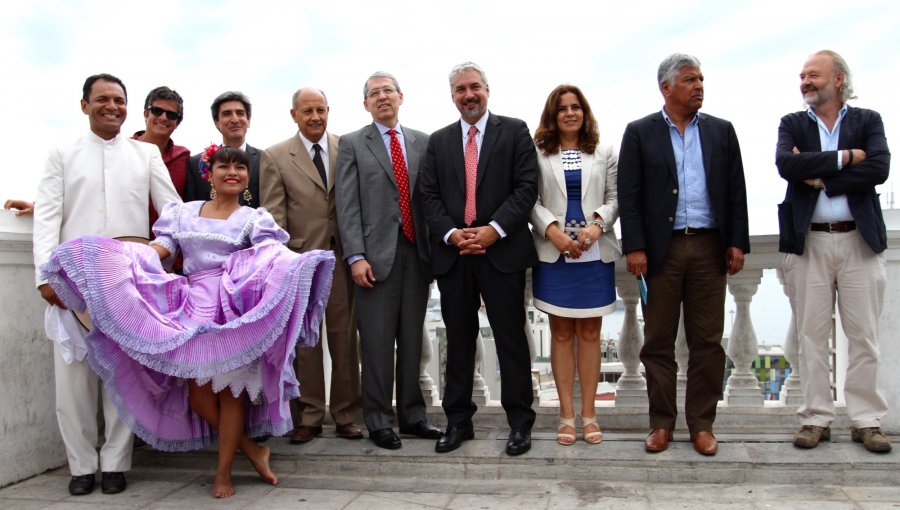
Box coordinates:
[784,230,888,428]
[52,311,133,476]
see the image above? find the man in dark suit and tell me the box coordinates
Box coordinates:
[420,62,538,456]
[183,91,260,207]
[335,72,441,450]
[618,53,749,456]
[776,50,891,453]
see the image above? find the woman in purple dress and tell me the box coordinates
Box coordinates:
[41,146,335,498]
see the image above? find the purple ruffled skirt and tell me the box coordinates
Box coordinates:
[41,236,335,451]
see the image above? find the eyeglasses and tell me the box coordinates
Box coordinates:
[147,105,181,121]
[365,86,397,99]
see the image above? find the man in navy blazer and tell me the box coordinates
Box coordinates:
[776,50,891,453]
[618,54,749,456]
[420,62,538,456]
[183,91,260,208]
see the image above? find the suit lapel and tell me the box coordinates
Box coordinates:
[547,152,567,202]
[838,106,855,150]
[651,114,678,180]
[698,116,714,182]
[449,122,466,193]
[476,114,501,189]
[580,151,594,203]
[405,128,423,191]
[289,134,326,192]
[364,123,396,188]
[326,133,338,193]
[805,114,823,151]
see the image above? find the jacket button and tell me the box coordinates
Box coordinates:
[668,217,674,223]
[672,188,678,194]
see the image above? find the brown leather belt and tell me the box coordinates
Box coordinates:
[810,221,856,233]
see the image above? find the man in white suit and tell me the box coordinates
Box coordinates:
[335,72,441,450]
[33,74,181,496]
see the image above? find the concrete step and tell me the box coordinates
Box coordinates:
[133,430,900,488]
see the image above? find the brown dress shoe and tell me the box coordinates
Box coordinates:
[692,431,718,456]
[645,428,673,452]
[336,422,364,439]
[289,425,322,444]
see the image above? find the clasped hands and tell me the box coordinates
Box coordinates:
[546,222,602,260]
[450,226,500,255]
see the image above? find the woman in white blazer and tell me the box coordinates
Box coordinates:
[530,85,621,446]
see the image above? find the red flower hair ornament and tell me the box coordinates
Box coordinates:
[197,143,221,180]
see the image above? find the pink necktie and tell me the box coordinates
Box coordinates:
[464,125,478,226]
[388,129,415,244]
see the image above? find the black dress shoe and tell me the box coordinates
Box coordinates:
[68,474,95,496]
[370,428,402,450]
[506,429,531,456]
[399,421,443,439]
[435,425,474,453]
[100,471,127,494]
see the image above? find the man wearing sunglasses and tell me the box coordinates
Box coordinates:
[132,87,189,228]
[184,91,260,208]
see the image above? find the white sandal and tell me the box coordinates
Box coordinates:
[581,415,603,444]
[557,417,577,445]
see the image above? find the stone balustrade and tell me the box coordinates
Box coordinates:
[2,210,899,487]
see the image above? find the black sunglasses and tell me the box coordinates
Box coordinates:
[147,105,181,121]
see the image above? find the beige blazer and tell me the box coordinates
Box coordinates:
[530,144,621,264]
[260,132,342,254]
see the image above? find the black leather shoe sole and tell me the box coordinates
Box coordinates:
[435,428,474,453]
[100,472,127,494]
[370,429,402,450]
[68,474,95,496]
[399,422,443,439]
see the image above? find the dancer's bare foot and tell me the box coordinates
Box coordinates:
[248,445,277,486]
[211,472,235,498]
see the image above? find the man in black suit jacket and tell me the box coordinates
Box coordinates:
[420,62,538,456]
[776,50,891,453]
[619,54,749,456]
[183,91,260,207]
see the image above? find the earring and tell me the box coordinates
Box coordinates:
[210,186,217,200]
[243,188,252,203]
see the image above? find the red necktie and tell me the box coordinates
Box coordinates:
[388,129,415,244]
[464,124,478,226]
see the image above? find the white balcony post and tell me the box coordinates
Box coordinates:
[614,270,647,406]
[776,268,803,406]
[724,269,764,406]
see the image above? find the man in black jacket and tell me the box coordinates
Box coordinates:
[776,50,891,453]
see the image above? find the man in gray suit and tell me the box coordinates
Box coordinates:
[336,72,441,450]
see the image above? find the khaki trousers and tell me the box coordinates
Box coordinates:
[784,230,887,428]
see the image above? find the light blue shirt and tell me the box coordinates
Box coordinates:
[661,109,717,230]
[808,104,853,223]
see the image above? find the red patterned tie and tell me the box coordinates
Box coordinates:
[464,124,478,226]
[388,129,415,244]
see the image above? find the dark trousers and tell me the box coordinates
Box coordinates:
[437,256,536,431]
[356,236,430,432]
[640,230,726,433]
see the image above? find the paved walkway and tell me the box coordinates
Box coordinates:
[3,430,899,509]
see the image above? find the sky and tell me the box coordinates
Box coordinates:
[1,0,897,342]
[2,0,898,236]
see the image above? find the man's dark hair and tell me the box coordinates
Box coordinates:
[82,73,127,102]
[144,86,184,121]
[210,91,251,121]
